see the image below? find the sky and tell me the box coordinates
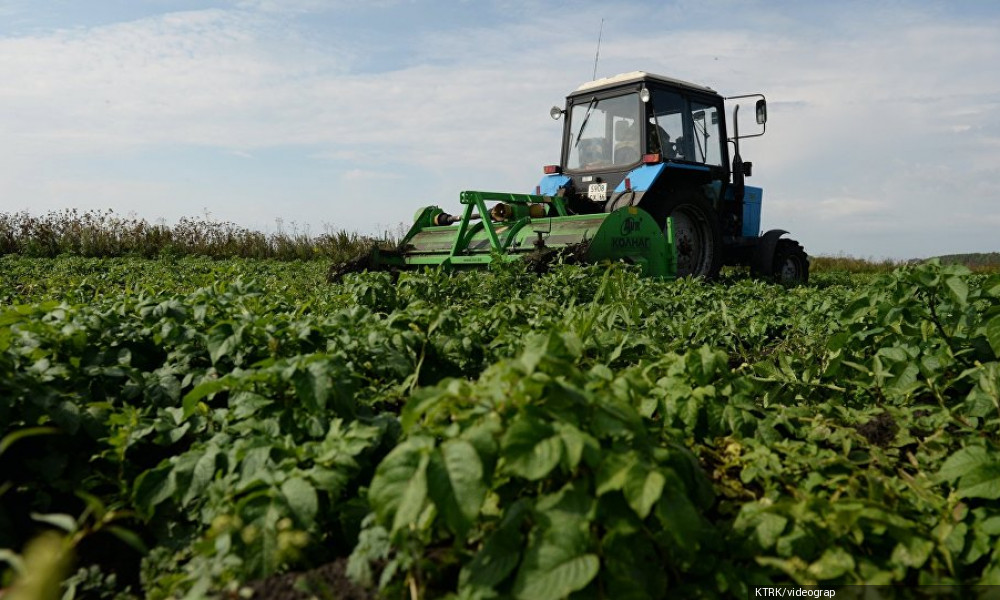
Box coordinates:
[1,0,999,259]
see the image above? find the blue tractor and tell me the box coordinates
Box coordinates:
[538,71,808,282]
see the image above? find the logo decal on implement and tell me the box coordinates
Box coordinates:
[620,217,641,236]
[612,237,650,249]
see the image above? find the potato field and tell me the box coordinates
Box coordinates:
[2,255,1000,599]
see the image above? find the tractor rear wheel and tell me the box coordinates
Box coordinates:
[657,195,722,278]
[772,239,809,284]
[611,189,722,278]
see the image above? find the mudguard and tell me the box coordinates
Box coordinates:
[605,163,666,212]
[752,229,788,275]
[535,174,571,196]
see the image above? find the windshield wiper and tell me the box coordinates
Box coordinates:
[573,97,598,148]
[693,119,707,162]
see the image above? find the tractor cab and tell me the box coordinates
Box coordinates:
[549,72,730,216]
[537,71,801,280]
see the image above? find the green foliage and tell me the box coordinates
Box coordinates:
[360,331,740,598]
[2,256,1000,598]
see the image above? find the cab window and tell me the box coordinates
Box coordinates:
[689,101,722,166]
[566,93,640,170]
[649,90,724,167]
[648,90,686,160]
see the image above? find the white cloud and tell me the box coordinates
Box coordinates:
[231,0,401,13]
[233,0,333,12]
[0,8,353,152]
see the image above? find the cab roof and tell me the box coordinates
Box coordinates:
[573,71,717,96]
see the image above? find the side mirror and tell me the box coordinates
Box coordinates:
[755,99,767,125]
[743,161,753,177]
[550,106,564,120]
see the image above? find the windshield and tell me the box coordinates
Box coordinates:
[566,93,640,171]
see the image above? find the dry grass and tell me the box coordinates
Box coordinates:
[4,209,995,274]
[812,252,1000,274]
[0,209,395,261]
[810,254,913,274]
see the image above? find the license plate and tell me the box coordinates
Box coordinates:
[587,183,607,201]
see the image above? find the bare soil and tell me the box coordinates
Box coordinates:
[239,559,376,600]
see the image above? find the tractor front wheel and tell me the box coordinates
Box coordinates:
[772,239,809,284]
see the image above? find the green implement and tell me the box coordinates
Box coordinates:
[331,190,676,280]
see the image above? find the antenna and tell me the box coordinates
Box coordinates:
[592,18,604,80]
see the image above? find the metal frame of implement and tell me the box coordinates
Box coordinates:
[374,190,677,278]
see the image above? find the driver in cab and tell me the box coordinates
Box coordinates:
[613,120,640,165]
